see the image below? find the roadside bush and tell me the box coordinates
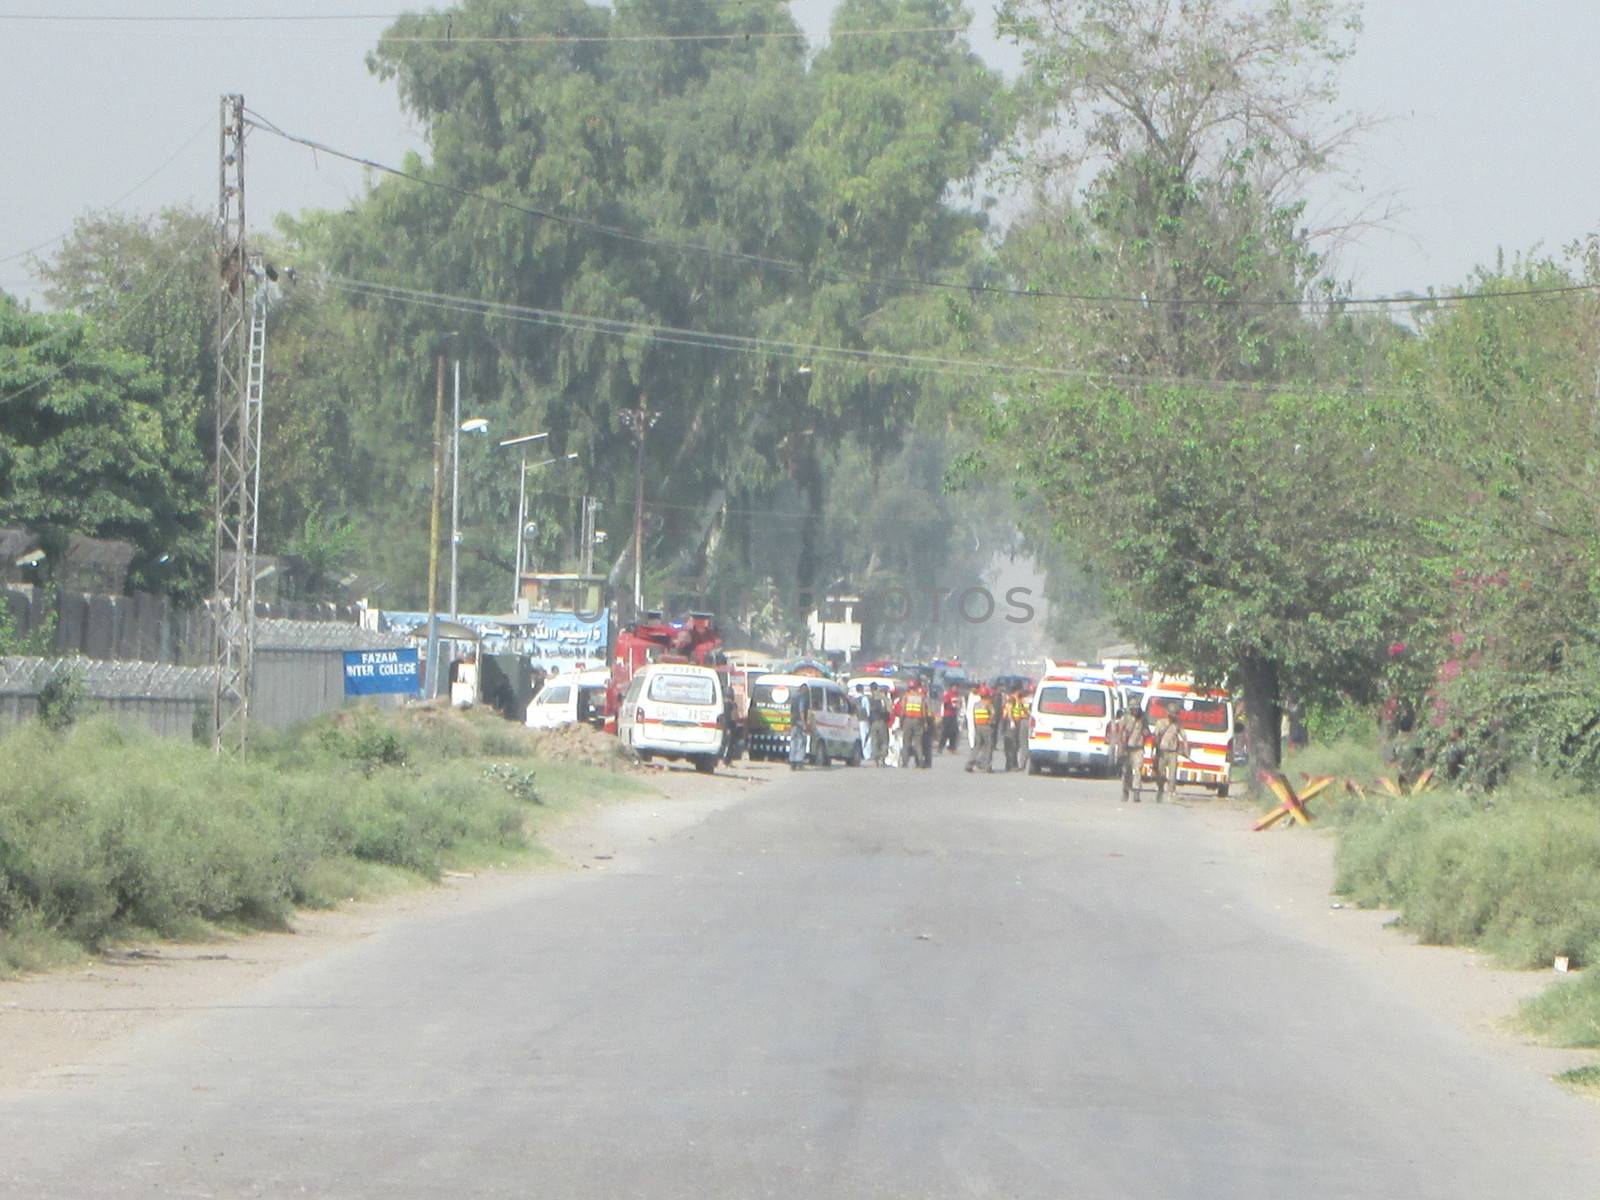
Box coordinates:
[1284,737,1387,788]
[1334,777,1600,968]
[1521,968,1600,1050]
[1304,701,1377,748]
[36,666,85,733]
[0,714,542,963]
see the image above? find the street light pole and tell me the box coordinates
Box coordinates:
[424,356,445,701]
[500,431,551,610]
[449,357,461,620]
[514,453,528,610]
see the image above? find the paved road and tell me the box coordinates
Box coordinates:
[4,757,1598,1198]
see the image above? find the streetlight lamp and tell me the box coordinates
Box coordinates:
[498,432,577,609]
[450,413,491,619]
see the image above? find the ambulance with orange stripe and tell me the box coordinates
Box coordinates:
[1140,674,1237,797]
[1026,660,1127,777]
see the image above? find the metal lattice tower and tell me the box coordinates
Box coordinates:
[211,94,256,752]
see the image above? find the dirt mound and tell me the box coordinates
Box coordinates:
[525,721,635,770]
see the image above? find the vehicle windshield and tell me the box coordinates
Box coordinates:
[752,682,791,706]
[647,673,716,705]
[1036,685,1108,718]
[1146,695,1231,731]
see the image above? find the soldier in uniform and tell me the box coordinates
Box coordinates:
[1153,705,1191,802]
[1113,699,1148,801]
[868,683,891,766]
[966,686,997,773]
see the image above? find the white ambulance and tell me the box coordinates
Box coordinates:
[1026,662,1126,777]
[616,663,727,774]
[1140,675,1237,797]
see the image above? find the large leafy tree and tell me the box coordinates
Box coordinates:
[1382,252,1600,781]
[987,377,1423,771]
[34,207,216,410]
[982,0,1405,772]
[0,296,208,604]
[271,0,1011,623]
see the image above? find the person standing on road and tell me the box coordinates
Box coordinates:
[918,688,936,769]
[899,682,931,768]
[721,691,741,766]
[1001,688,1029,772]
[1113,700,1149,802]
[1153,706,1191,802]
[966,686,996,773]
[787,684,812,771]
[867,683,891,766]
[939,685,962,753]
[855,686,873,762]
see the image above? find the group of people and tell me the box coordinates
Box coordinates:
[837,679,1032,774]
[1111,700,1192,803]
[782,671,1199,798]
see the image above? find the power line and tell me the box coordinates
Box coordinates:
[0,3,800,19]
[244,113,1600,313]
[379,25,965,45]
[324,274,1420,399]
[0,118,211,267]
[0,11,399,20]
[0,11,967,45]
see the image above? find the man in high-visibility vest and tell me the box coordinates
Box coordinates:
[1001,688,1029,771]
[897,681,932,768]
[966,686,997,773]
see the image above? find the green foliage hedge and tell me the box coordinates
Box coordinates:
[1333,778,1600,971]
[0,712,568,973]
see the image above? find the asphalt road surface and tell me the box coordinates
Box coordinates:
[4,756,1598,1198]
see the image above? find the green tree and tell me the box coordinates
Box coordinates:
[1382,252,1600,782]
[981,0,1398,773]
[34,207,215,408]
[0,296,208,605]
[239,0,1015,630]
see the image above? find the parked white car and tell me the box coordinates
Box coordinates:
[525,668,609,731]
[617,663,727,773]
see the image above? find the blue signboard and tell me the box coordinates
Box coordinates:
[378,610,609,676]
[343,647,422,697]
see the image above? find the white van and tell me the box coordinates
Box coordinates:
[525,668,610,731]
[746,673,862,766]
[617,663,727,773]
[1027,669,1125,777]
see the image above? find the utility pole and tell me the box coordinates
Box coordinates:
[632,401,646,614]
[622,395,657,615]
[514,454,528,610]
[211,93,255,753]
[448,357,461,619]
[424,355,445,700]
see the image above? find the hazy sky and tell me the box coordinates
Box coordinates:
[2,1,1597,302]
